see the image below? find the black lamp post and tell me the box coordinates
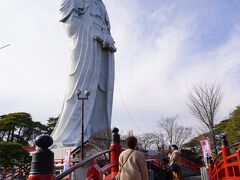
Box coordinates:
[76,89,90,160]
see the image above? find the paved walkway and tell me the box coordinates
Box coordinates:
[182,165,202,180]
[184,175,201,180]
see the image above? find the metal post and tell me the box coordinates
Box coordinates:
[0,167,4,180]
[81,99,84,160]
[76,90,90,160]
[11,168,16,180]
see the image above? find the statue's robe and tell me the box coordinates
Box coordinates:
[51,0,115,148]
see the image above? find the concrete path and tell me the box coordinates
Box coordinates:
[182,165,198,177]
[184,175,201,180]
[182,165,202,180]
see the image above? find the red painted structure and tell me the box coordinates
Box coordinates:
[109,142,122,177]
[23,146,36,153]
[208,136,240,180]
[86,128,122,180]
[28,174,56,180]
[181,157,202,173]
[25,129,206,180]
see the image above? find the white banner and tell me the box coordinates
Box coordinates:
[199,138,212,166]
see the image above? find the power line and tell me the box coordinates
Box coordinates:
[115,76,143,132]
[0,44,10,50]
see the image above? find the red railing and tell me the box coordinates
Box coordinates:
[55,150,204,180]
[55,128,122,180]
[146,158,161,169]
[54,158,64,169]
[25,129,207,180]
[5,168,22,179]
[209,136,240,180]
[181,156,202,173]
[4,146,36,179]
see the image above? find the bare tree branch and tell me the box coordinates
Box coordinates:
[158,116,192,148]
[187,83,223,154]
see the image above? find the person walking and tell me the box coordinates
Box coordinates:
[117,136,148,180]
[169,145,182,180]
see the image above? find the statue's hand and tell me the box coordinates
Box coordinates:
[94,34,117,52]
[102,34,114,48]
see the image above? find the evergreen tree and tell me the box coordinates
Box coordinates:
[0,112,47,145]
[224,106,240,144]
[46,116,58,134]
[0,141,31,177]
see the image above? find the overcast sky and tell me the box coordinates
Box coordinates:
[0,0,240,135]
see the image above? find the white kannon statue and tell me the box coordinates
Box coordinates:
[51,0,116,148]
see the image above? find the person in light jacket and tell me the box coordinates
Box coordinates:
[118,136,148,180]
[169,145,182,180]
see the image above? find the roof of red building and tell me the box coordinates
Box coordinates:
[23,146,36,152]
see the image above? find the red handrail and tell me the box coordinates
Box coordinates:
[209,140,240,180]
[146,158,161,169]
[102,162,118,174]
[5,168,20,179]
[181,157,203,173]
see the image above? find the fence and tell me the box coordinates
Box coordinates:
[208,135,240,180]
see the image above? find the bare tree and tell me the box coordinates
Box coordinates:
[89,128,112,151]
[152,132,169,151]
[187,83,223,154]
[173,126,192,148]
[137,133,155,150]
[158,116,178,146]
[158,116,192,148]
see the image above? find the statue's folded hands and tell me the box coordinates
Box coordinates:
[94,33,117,52]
